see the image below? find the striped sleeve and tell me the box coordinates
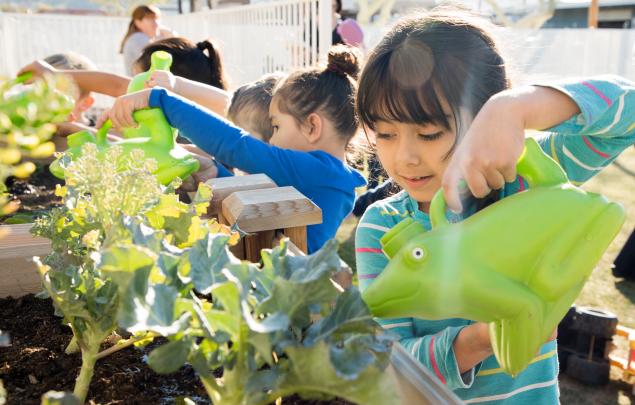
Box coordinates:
[356,204,479,390]
[536,75,635,184]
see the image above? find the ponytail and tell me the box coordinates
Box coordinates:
[196,40,228,90]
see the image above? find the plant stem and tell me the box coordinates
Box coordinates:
[65,335,80,354]
[73,345,99,404]
[199,375,224,404]
[94,332,158,361]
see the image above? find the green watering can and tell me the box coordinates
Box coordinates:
[50,51,199,185]
[361,137,626,376]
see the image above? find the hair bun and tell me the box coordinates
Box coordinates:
[196,40,212,51]
[326,44,361,79]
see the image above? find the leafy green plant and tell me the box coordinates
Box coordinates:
[0,73,73,215]
[32,144,230,403]
[100,227,398,405]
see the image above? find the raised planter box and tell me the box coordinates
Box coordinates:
[0,223,50,298]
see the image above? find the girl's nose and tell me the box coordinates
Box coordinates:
[397,139,421,166]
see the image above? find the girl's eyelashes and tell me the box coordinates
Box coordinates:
[418,131,443,141]
[376,132,394,139]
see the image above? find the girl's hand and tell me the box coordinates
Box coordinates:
[146,71,177,92]
[442,95,526,212]
[180,153,219,192]
[97,89,152,130]
[17,60,57,84]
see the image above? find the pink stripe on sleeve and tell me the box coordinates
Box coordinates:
[582,81,612,106]
[356,247,383,254]
[582,135,610,158]
[358,273,378,280]
[429,336,447,385]
[517,175,526,192]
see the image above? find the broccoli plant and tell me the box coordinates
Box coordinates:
[0,73,73,215]
[99,228,398,405]
[32,143,231,403]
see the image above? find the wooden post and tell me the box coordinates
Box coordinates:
[192,174,277,217]
[588,0,599,28]
[0,224,50,298]
[221,186,322,261]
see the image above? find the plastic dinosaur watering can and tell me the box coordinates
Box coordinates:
[361,137,626,376]
[50,51,199,185]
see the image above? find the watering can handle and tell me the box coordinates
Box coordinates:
[429,137,568,229]
[96,120,113,147]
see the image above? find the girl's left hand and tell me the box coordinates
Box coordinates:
[442,95,526,212]
[97,89,152,130]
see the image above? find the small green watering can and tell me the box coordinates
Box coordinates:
[50,51,199,185]
[361,137,625,376]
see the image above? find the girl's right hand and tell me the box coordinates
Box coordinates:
[442,94,526,212]
[17,60,57,84]
[145,71,177,92]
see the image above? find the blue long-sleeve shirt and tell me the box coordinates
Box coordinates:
[356,75,635,403]
[149,88,366,253]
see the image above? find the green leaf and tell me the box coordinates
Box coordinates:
[97,244,156,296]
[188,233,233,294]
[119,283,190,336]
[190,182,213,216]
[124,217,164,253]
[281,342,397,405]
[305,289,376,345]
[147,339,193,374]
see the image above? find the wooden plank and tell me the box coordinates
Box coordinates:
[190,174,277,216]
[222,186,322,232]
[243,230,275,262]
[282,226,307,253]
[588,0,599,28]
[0,224,50,298]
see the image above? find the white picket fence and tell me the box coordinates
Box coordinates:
[0,0,331,90]
[0,6,634,97]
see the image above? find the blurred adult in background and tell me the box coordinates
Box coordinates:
[120,5,176,75]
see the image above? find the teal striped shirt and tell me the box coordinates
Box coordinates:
[356,75,635,404]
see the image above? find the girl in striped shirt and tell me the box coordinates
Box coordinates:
[355,8,635,404]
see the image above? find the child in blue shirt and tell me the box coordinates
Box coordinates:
[355,8,635,404]
[98,45,366,253]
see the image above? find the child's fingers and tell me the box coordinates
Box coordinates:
[442,170,464,213]
[464,168,491,199]
[96,110,110,128]
[500,164,517,183]
[112,103,135,129]
[483,166,506,190]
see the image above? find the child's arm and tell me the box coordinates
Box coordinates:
[442,84,580,212]
[355,205,488,389]
[146,71,230,116]
[534,76,635,184]
[100,88,315,188]
[18,60,129,97]
[443,75,635,212]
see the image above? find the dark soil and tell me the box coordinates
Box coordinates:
[2,164,64,224]
[0,295,353,405]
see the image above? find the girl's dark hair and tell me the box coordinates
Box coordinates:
[273,44,362,144]
[135,37,228,90]
[357,8,510,145]
[120,5,160,54]
[334,0,342,14]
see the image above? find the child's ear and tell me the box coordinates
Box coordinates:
[302,112,323,144]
